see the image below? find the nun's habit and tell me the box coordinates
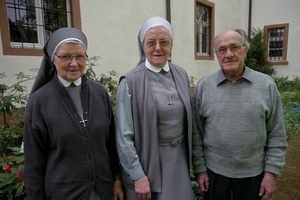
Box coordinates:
[115,17,194,199]
[24,27,120,200]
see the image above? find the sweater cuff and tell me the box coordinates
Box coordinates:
[265,165,282,176]
[125,164,145,180]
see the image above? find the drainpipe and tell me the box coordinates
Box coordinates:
[166,0,171,23]
[166,0,171,61]
[248,0,252,38]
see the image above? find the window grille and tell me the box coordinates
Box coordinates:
[6,0,71,49]
[196,4,210,57]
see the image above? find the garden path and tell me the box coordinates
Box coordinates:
[272,128,300,200]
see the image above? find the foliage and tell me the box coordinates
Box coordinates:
[0,72,32,199]
[0,119,23,156]
[0,71,33,155]
[275,76,300,136]
[85,56,119,111]
[246,28,276,76]
[189,76,196,86]
[0,146,25,200]
[190,172,203,200]
[0,72,33,126]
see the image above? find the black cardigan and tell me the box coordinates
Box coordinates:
[24,75,119,200]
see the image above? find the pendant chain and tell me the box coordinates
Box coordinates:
[67,84,87,127]
[150,70,175,107]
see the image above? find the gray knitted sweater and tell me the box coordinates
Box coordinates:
[192,67,287,178]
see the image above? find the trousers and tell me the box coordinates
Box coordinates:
[204,168,264,200]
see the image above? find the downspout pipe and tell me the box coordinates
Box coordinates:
[248,0,252,38]
[166,0,171,61]
[166,0,171,23]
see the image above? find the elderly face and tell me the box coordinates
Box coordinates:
[143,26,172,68]
[52,42,86,82]
[215,30,248,76]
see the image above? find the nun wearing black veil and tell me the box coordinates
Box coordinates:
[23,27,123,200]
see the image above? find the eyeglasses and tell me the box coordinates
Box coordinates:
[55,54,87,63]
[216,44,246,56]
[145,39,171,48]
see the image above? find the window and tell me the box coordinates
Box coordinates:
[264,23,289,65]
[195,0,215,60]
[0,0,81,56]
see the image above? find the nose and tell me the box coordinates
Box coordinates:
[154,41,162,50]
[224,48,234,57]
[70,56,78,64]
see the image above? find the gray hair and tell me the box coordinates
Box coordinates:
[214,29,250,50]
[234,28,250,49]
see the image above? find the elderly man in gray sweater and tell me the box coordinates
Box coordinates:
[192,29,287,200]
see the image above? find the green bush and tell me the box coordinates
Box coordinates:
[0,146,25,200]
[246,28,276,76]
[0,72,31,200]
[275,76,300,137]
[85,56,118,111]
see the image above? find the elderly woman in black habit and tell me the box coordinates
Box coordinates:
[115,17,194,200]
[23,27,123,200]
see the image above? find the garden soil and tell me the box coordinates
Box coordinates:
[272,128,300,200]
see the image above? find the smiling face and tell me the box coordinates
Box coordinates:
[215,30,248,79]
[52,42,86,82]
[142,26,172,68]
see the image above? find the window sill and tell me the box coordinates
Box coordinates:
[267,60,289,65]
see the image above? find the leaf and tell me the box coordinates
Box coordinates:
[0,175,15,187]
[15,183,25,197]
[7,147,21,153]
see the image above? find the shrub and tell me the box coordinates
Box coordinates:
[85,56,118,110]
[246,28,276,76]
[275,76,300,137]
[0,72,32,200]
[0,146,25,200]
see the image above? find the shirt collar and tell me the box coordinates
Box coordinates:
[145,59,169,73]
[57,75,82,87]
[216,66,253,85]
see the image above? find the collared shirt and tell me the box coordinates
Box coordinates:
[145,59,169,72]
[57,75,82,87]
[216,66,254,85]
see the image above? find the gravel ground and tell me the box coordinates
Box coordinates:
[272,128,300,200]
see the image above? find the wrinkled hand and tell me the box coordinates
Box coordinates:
[197,174,209,192]
[259,172,276,200]
[134,176,151,199]
[113,179,124,200]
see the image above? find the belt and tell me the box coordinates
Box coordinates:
[158,134,185,147]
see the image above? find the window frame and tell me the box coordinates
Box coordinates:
[194,0,215,60]
[0,0,82,56]
[264,23,289,65]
